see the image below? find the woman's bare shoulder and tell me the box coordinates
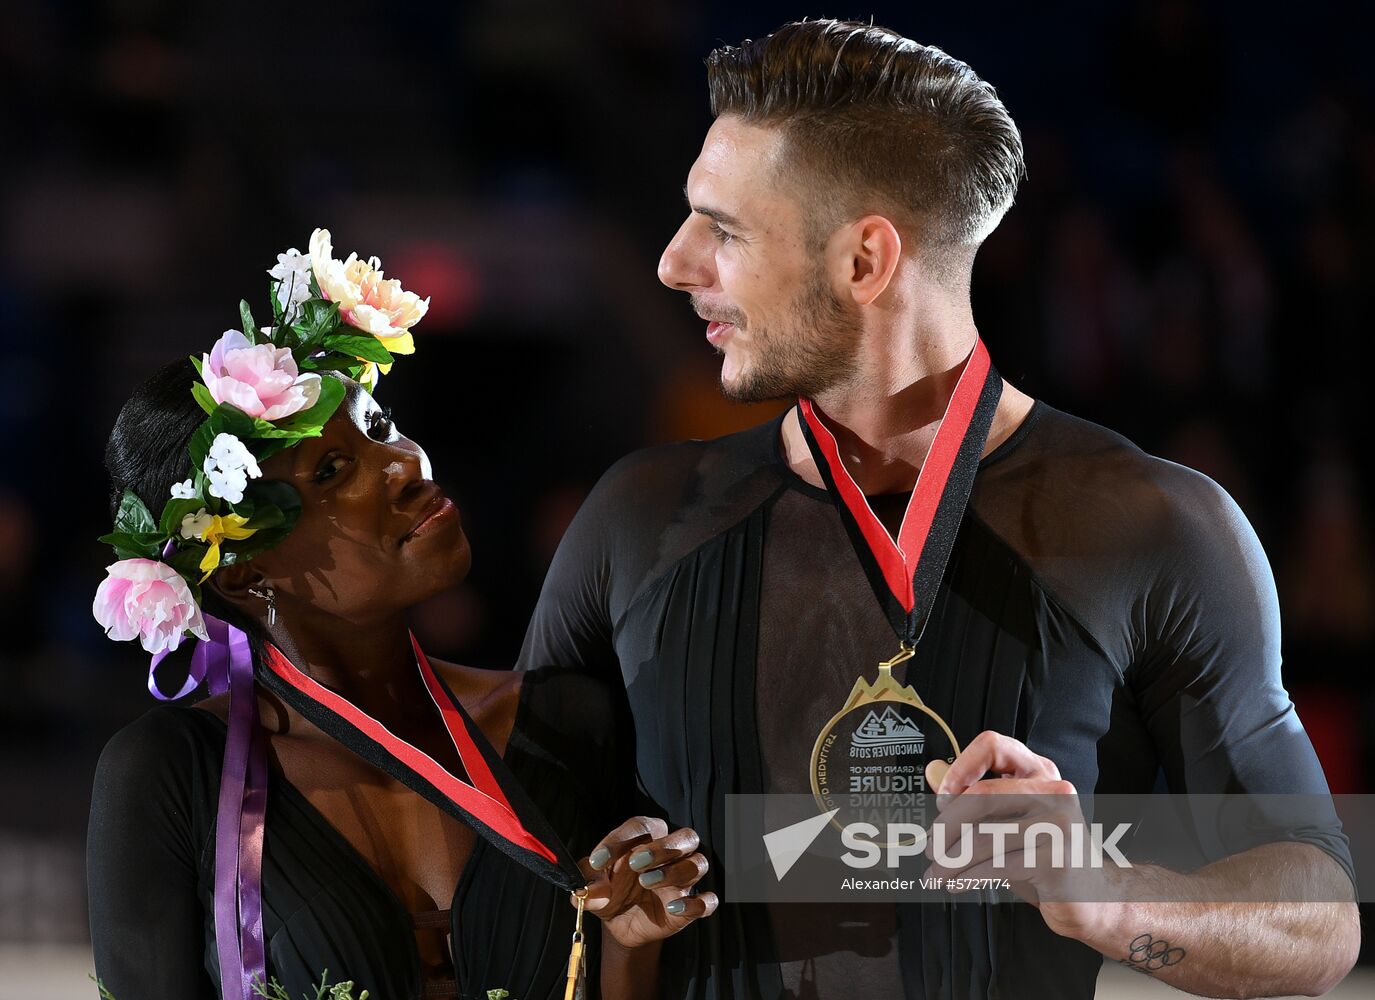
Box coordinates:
[427,657,523,717]
[192,692,230,723]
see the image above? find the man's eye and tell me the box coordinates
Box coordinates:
[314,454,349,483]
[708,220,735,244]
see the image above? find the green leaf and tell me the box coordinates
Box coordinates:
[322,333,393,366]
[221,529,300,565]
[189,354,204,377]
[298,356,359,374]
[159,497,206,538]
[164,545,207,595]
[189,420,214,472]
[113,490,157,535]
[210,402,256,439]
[268,279,283,323]
[273,375,345,433]
[272,321,302,352]
[293,345,321,368]
[224,482,301,562]
[292,299,340,341]
[97,530,164,561]
[243,479,301,518]
[190,381,216,416]
[242,503,285,531]
[249,417,324,442]
[240,300,257,345]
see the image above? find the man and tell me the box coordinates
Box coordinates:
[518,19,1359,999]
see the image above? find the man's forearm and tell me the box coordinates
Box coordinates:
[1076,843,1359,997]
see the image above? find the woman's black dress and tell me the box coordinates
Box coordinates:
[87,666,628,1000]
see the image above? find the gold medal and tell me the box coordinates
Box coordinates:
[810,646,961,835]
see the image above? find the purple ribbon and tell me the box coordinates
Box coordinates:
[148,612,267,1000]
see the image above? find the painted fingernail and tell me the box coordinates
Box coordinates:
[589,847,611,871]
[665,898,687,915]
[628,850,654,871]
[638,869,665,888]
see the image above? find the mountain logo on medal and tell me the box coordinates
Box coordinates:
[851,707,926,749]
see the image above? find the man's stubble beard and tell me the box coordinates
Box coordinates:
[716,268,864,404]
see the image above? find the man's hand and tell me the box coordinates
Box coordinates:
[922,730,1115,941]
[923,731,1361,997]
[575,815,720,950]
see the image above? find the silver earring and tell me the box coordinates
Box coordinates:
[248,586,278,627]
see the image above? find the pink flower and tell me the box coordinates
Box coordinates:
[93,559,209,655]
[309,228,427,357]
[201,330,321,421]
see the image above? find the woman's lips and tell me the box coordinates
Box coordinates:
[706,320,736,346]
[403,496,459,543]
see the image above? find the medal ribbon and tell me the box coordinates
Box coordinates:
[257,634,584,891]
[798,337,1002,644]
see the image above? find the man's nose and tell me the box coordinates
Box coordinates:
[658,216,715,292]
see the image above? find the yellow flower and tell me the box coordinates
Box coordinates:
[181,510,258,582]
[309,228,428,358]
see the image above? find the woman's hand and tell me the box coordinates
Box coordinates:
[573,815,719,950]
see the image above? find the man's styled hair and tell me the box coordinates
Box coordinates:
[707,19,1025,254]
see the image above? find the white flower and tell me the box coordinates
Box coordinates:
[179,508,215,540]
[268,247,314,323]
[205,467,249,504]
[208,432,261,474]
[170,478,197,499]
[202,433,262,505]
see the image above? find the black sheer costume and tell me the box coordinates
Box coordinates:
[87,667,627,1000]
[516,401,1354,1000]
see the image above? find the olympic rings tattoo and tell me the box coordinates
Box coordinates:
[1125,932,1186,972]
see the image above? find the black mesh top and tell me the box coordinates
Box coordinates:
[516,400,1353,1000]
[86,666,626,1000]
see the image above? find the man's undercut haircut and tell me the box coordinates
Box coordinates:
[706,18,1025,255]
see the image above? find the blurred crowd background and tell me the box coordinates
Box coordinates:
[2,0,1373,979]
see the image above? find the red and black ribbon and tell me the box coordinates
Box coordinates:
[257,634,584,892]
[798,338,1002,646]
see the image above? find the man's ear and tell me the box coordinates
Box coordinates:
[830,214,903,307]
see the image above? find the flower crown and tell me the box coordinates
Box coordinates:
[93,228,429,655]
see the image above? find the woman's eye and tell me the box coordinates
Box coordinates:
[708,220,735,245]
[368,406,395,440]
[314,454,350,483]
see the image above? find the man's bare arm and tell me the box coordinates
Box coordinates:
[1079,842,1359,998]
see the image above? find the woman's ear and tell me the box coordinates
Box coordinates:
[208,559,267,618]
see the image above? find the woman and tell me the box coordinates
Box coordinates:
[87,233,715,999]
